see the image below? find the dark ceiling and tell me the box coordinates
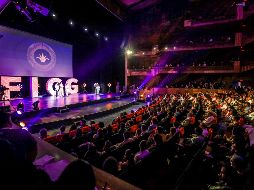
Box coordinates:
[0,0,194,45]
[0,0,125,45]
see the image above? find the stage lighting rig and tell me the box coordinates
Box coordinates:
[13,1,33,22]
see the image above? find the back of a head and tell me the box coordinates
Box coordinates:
[153,133,163,145]
[0,111,12,129]
[102,156,118,175]
[123,131,131,140]
[57,159,96,190]
[39,128,47,139]
[0,138,16,168]
[139,140,147,151]
[60,126,66,133]
[157,126,164,134]
[0,128,37,162]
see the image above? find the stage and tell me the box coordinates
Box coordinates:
[1,93,135,133]
[1,93,119,112]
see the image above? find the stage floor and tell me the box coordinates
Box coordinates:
[2,93,117,112]
[23,98,134,126]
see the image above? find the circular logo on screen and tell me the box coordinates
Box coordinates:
[27,42,56,72]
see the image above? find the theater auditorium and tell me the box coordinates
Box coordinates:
[1,0,254,189]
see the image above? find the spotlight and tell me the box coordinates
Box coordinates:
[69,20,74,26]
[52,13,56,17]
[107,83,111,87]
[19,121,26,128]
[17,110,22,115]
[95,32,99,37]
[17,102,24,113]
[126,49,133,55]
[104,37,108,41]
[83,27,88,32]
[32,100,39,111]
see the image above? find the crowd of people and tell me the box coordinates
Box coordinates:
[36,89,254,189]
[167,78,227,89]
[1,83,254,189]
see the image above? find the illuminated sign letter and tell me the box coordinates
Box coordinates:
[0,76,21,100]
[46,78,62,96]
[65,78,78,95]
[30,77,39,97]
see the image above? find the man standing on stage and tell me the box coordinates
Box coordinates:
[94,83,100,95]
[55,82,65,97]
[59,81,65,97]
[55,82,60,97]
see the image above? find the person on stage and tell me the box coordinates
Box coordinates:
[55,82,64,97]
[55,82,60,97]
[82,83,87,93]
[59,81,65,97]
[94,83,100,95]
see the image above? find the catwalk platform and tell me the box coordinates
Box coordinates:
[2,93,135,133]
[2,93,120,113]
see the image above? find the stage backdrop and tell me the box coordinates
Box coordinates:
[0,25,73,77]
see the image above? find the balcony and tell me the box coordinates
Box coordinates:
[127,65,235,76]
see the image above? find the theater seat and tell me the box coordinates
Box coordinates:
[69,130,76,137]
[44,136,58,144]
[81,126,91,133]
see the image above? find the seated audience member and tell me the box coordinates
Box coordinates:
[0,111,53,189]
[0,111,39,162]
[69,123,78,132]
[103,156,118,176]
[93,128,104,140]
[116,131,133,148]
[148,117,158,131]
[101,140,112,155]
[156,126,167,143]
[166,126,176,140]
[80,119,87,127]
[59,125,66,135]
[118,149,135,172]
[149,133,163,152]
[56,133,71,152]
[39,128,48,139]
[71,128,83,149]
[0,111,13,129]
[56,159,96,190]
[134,140,150,163]
[133,128,142,140]
[83,143,101,167]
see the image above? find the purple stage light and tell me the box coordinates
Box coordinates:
[17,110,22,115]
